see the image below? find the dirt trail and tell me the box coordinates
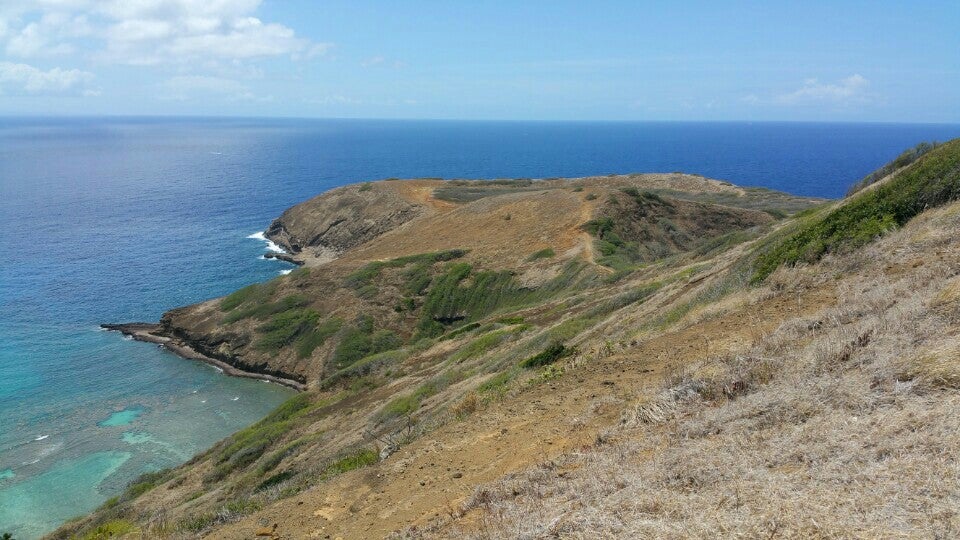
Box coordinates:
[209,287,835,540]
[389,181,458,212]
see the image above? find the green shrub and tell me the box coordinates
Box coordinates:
[322,448,378,477]
[478,369,517,395]
[847,141,941,195]
[527,248,556,261]
[417,261,584,338]
[295,318,342,358]
[450,328,525,363]
[256,470,296,492]
[753,139,960,282]
[179,512,217,532]
[223,294,310,324]
[378,394,420,422]
[331,316,402,369]
[344,250,467,290]
[520,342,571,369]
[255,308,321,351]
[220,281,277,312]
[262,393,313,424]
[438,322,482,341]
[321,349,407,388]
[76,520,136,540]
[359,182,373,192]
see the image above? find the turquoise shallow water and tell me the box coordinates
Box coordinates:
[2,118,960,538]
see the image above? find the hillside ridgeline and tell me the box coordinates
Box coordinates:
[59,142,960,539]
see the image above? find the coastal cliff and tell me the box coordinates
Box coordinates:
[60,140,960,540]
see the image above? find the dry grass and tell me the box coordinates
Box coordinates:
[412,201,960,539]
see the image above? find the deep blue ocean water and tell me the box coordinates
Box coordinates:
[1,118,959,537]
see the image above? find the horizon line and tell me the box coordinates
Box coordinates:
[2,114,960,127]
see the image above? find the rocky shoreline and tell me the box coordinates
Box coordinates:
[101,323,307,391]
[263,252,304,265]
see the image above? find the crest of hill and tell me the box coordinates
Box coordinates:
[148,173,818,389]
[265,173,821,267]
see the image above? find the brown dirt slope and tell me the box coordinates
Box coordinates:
[50,173,824,540]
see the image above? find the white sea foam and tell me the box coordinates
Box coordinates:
[34,435,48,441]
[279,269,293,275]
[247,231,285,254]
[232,397,239,401]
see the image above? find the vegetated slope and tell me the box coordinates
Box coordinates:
[151,174,810,387]
[51,172,830,539]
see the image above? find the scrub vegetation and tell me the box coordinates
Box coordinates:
[68,155,960,539]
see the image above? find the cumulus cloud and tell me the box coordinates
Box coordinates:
[776,74,870,104]
[5,12,92,57]
[1,0,327,65]
[0,61,94,93]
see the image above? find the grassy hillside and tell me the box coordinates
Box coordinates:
[752,138,960,282]
[51,146,960,539]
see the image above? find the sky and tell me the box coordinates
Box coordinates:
[0,0,958,122]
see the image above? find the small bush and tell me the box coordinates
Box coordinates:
[220,281,277,312]
[76,520,136,540]
[450,328,524,363]
[331,316,402,369]
[438,322,482,341]
[223,294,310,324]
[345,249,467,290]
[452,393,479,418]
[255,308,321,351]
[295,317,342,359]
[521,342,571,369]
[256,470,296,492]
[378,394,420,422]
[323,448,379,476]
[478,370,516,396]
[527,248,556,261]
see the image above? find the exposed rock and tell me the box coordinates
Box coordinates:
[263,252,304,265]
[264,182,425,256]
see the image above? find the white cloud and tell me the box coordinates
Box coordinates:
[2,0,327,65]
[0,60,94,93]
[5,12,91,57]
[776,74,870,104]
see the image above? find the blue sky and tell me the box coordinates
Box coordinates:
[0,1,958,121]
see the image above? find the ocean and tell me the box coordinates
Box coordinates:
[2,118,959,538]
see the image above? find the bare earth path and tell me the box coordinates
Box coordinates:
[209,287,835,539]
